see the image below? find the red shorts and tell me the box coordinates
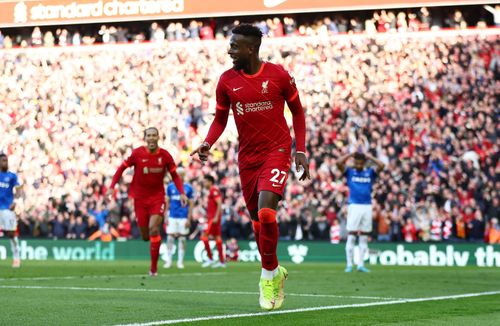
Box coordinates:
[204,219,221,237]
[239,150,291,211]
[134,197,165,228]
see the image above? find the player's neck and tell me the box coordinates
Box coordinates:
[146,146,159,154]
[242,58,262,76]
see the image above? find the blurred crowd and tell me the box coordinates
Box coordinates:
[0,23,498,243]
[0,5,499,49]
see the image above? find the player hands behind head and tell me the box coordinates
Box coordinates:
[107,127,188,276]
[0,153,22,268]
[164,166,194,269]
[336,150,385,273]
[200,174,226,269]
[191,23,310,310]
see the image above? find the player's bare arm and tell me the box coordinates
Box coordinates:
[10,184,22,211]
[164,196,170,225]
[336,152,354,173]
[365,153,386,174]
[186,198,194,228]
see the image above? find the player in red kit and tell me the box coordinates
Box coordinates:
[108,127,187,276]
[191,24,310,310]
[200,175,225,268]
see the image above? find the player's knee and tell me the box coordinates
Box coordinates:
[149,227,159,236]
[258,208,276,224]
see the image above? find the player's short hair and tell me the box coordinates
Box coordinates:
[353,152,366,161]
[232,24,263,39]
[232,24,263,49]
[143,127,159,138]
[204,175,215,184]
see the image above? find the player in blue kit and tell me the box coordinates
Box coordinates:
[164,167,194,269]
[337,151,385,273]
[0,153,22,268]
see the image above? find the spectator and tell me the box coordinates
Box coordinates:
[117,216,132,239]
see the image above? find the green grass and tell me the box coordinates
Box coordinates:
[0,261,499,325]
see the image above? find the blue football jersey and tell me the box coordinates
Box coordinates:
[345,167,376,205]
[166,182,194,218]
[0,171,20,209]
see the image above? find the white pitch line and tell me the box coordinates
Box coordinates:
[0,285,398,300]
[0,272,227,282]
[113,290,500,326]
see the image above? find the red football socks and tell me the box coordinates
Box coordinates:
[149,235,162,274]
[258,208,279,271]
[201,236,213,260]
[215,239,225,263]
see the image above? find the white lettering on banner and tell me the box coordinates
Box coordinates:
[288,244,308,264]
[28,0,184,22]
[12,241,114,261]
[194,240,225,263]
[238,242,261,262]
[367,245,490,267]
[0,246,6,260]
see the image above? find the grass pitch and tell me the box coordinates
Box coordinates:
[0,260,499,325]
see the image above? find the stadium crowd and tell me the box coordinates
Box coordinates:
[0,5,498,48]
[0,23,498,243]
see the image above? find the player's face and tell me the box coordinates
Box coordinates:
[144,129,159,151]
[0,156,7,171]
[203,178,211,189]
[354,159,365,171]
[228,34,251,70]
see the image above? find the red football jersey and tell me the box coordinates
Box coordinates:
[215,62,298,167]
[207,185,222,220]
[123,146,176,200]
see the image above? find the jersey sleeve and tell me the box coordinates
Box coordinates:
[279,67,299,102]
[211,187,222,201]
[123,149,137,167]
[12,174,20,187]
[187,185,194,200]
[370,167,378,180]
[165,184,172,198]
[163,151,177,173]
[215,75,230,111]
[344,167,351,178]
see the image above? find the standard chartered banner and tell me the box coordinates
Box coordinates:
[0,0,488,28]
[0,240,499,267]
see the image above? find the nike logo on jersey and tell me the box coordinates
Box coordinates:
[142,159,148,162]
[233,87,243,92]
